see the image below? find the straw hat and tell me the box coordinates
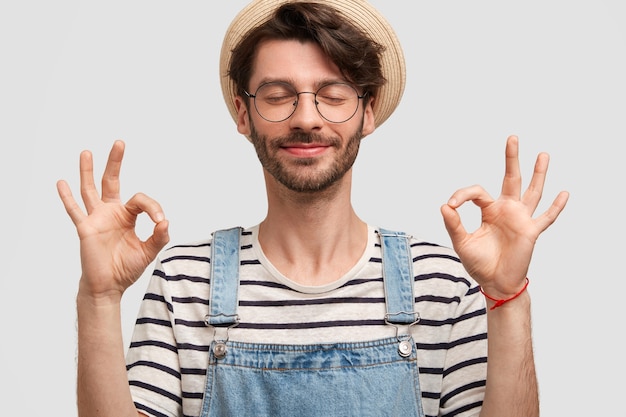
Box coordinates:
[219,0,406,128]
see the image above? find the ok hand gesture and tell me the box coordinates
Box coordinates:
[441,135,569,300]
[57,141,170,303]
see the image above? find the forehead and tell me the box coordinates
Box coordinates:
[250,39,344,88]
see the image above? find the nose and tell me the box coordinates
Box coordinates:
[288,92,323,131]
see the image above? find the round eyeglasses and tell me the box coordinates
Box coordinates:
[244,82,367,123]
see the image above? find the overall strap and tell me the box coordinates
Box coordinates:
[379,228,418,325]
[206,227,242,327]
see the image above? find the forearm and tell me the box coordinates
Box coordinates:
[76,293,139,417]
[480,291,539,417]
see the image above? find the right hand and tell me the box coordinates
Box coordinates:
[57,140,170,303]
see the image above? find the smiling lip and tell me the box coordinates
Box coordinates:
[281,143,331,157]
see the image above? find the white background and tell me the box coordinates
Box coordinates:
[1,1,624,415]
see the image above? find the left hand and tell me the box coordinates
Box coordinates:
[440,135,569,298]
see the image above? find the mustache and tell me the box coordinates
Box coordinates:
[274,132,340,147]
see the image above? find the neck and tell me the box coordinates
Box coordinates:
[259,169,368,286]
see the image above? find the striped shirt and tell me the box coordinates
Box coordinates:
[127,224,488,417]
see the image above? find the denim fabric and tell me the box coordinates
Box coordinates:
[379,228,418,324]
[201,338,424,417]
[201,228,424,417]
[207,227,241,327]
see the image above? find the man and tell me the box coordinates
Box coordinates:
[57,1,569,416]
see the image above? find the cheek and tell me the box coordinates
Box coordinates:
[250,117,292,141]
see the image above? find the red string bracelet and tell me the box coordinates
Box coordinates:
[479,277,530,310]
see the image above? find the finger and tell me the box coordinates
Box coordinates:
[56,179,85,226]
[125,193,169,260]
[144,219,170,259]
[533,191,570,233]
[102,140,125,202]
[125,192,166,224]
[500,135,522,200]
[440,204,468,249]
[78,150,101,213]
[447,184,494,210]
[520,152,549,212]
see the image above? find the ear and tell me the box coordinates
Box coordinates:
[361,97,376,137]
[235,95,251,137]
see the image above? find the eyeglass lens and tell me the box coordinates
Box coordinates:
[252,82,361,123]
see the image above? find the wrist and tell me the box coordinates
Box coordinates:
[77,280,124,308]
[480,277,530,311]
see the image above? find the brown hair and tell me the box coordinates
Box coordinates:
[228,2,386,105]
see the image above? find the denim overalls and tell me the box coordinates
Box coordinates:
[200,227,425,417]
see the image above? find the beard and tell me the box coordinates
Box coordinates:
[250,122,363,193]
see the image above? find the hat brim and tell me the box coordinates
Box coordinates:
[219,0,406,129]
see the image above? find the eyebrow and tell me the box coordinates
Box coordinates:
[254,77,348,91]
